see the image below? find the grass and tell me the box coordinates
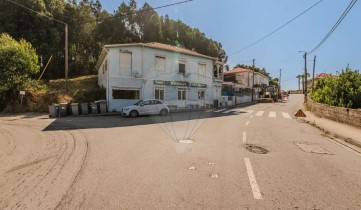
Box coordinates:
[48,75,98,92]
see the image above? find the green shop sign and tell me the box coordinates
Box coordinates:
[154,80,207,88]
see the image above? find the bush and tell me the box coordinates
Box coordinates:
[312,68,361,108]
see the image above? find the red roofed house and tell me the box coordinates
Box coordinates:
[220,67,269,104]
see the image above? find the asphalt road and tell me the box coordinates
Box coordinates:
[1,94,361,209]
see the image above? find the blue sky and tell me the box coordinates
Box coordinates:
[99,0,360,90]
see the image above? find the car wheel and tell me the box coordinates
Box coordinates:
[129,110,138,118]
[160,109,168,116]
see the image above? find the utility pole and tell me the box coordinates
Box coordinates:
[251,59,255,102]
[303,52,308,103]
[312,55,316,93]
[65,24,69,91]
[279,69,282,93]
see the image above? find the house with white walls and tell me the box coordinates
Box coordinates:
[96,42,223,112]
[221,67,269,104]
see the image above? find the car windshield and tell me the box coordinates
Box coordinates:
[133,100,143,105]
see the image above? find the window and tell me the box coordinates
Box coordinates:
[178,59,186,74]
[120,52,132,70]
[155,86,164,100]
[112,89,139,99]
[155,56,166,71]
[198,89,205,100]
[198,63,206,76]
[178,88,186,100]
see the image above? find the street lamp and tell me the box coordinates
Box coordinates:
[298,51,307,104]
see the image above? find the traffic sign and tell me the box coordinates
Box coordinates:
[295,109,306,117]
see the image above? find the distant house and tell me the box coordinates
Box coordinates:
[307,73,334,87]
[221,67,269,104]
[96,42,223,111]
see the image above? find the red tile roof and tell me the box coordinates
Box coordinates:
[223,67,251,75]
[315,73,333,79]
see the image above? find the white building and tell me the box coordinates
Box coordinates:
[96,42,222,112]
[221,67,269,103]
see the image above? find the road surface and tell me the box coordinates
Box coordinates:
[1,94,361,209]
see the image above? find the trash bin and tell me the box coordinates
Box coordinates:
[59,103,69,117]
[49,104,59,118]
[80,103,89,115]
[90,102,98,114]
[71,103,80,116]
[95,100,107,113]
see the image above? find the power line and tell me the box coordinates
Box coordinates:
[230,0,325,56]
[80,0,193,24]
[308,0,358,54]
[4,0,66,25]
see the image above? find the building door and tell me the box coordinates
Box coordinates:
[177,87,186,108]
[198,89,205,107]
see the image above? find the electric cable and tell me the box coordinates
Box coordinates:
[230,0,325,56]
[308,0,358,54]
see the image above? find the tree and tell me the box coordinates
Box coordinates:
[0,33,40,92]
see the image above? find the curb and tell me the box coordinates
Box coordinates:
[301,118,361,152]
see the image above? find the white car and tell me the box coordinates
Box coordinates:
[121,99,169,117]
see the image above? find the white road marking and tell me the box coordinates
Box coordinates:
[223,109,235,113]
[246,121,250,126]
[282,112,292,119]
[205,110,213,113]
[244,158,263,200]
[214,109,226,113]
[247,110,254,114]
[243,131,247,143]
[269,112,276,118]
[255,111,264,117]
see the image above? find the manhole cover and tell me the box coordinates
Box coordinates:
[178,139,194,144]
[244,144,268,154]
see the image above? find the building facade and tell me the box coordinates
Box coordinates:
[221,67,269,104]
[96,42,222,112]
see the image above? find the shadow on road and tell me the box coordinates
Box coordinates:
[42,109,249,131]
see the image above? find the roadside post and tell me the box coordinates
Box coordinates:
[19,90,25,108]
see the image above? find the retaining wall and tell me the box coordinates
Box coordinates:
[307,98,361,128]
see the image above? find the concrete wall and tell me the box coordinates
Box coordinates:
[307,98,361,128]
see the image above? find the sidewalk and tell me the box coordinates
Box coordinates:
[302,110,361,150]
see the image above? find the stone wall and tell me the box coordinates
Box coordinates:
[307,98,361,128]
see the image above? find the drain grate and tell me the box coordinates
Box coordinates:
[244,144,268,154]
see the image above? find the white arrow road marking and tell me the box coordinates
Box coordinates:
[282,112,292,119]
[244,158,262,200]
[269,112,276,118]
[243,131,247,143]
[255,111,264,117]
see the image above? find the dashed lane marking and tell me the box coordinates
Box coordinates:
[243,131,247,143]
[244,158,263,200]
[246,121,250,126]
